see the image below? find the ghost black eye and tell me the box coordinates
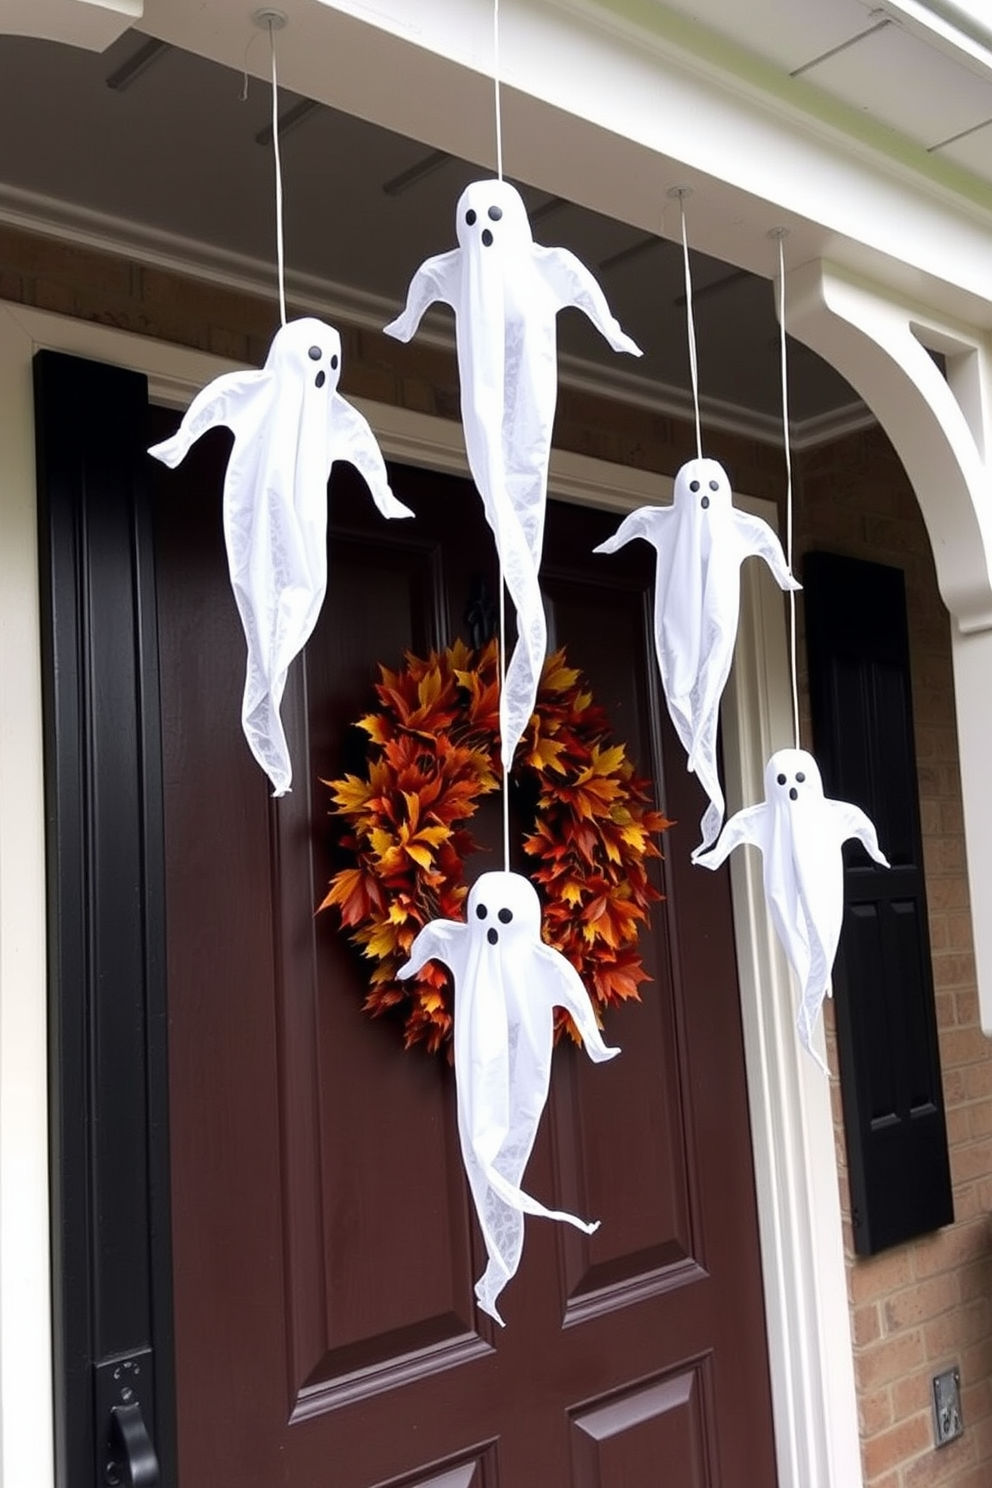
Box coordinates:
[796,772,806,783]
[689,480,700,492]
[466,209,477,226]
[330,354,339,370]
[488,205,502,221]
[308,345,321,361]
[498,908,513,924]
[709,479,719,491]
[777,773,786,786]
[476,903,488,920]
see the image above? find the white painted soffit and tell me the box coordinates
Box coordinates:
[1,0,141,51]
[0,180,871,452]
[135,0,992,332]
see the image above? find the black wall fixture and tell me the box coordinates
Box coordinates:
[36,351,175,1486]
[804,550,953,1255]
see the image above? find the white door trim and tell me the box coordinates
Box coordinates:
[0,301,860,1488]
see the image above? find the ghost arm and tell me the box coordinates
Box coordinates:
[594,506,671,556]
[147,369,270,467]
[693,803,768,869]
[328,393,413,520]
[835,802,890,867]
[397,919,468,982]
[732,511,801,592]
[383,251,460,343]
[532,245,642,357]
[533,943,620,1063]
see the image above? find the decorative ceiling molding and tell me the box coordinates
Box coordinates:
[0,181,873,451]
[0,0,140,51]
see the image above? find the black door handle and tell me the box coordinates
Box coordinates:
[106,1401,160,1488]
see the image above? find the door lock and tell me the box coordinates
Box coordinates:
[96,1350,160,1487]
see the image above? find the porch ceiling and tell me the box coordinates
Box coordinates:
[3,1,992,445]
[657,0,992,182]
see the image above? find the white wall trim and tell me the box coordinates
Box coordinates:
[723,561,864,1488]
[0,303,55,1488]
[0,182,874,453]
[0,302,859,1488]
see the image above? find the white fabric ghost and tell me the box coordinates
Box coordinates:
[384,179,641,768]
[148,317,412,796]
[398,870,619,1324]
[595,457,800,852]
[696,748,889,1068]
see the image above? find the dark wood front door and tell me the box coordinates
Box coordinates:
[150,419,777,1488]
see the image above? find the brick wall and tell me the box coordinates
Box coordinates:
[798,430,992,1488]
[3,224,992,1486]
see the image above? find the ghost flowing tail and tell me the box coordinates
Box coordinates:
[467,1139,600,1326]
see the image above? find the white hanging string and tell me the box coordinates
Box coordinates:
[498,582,511,873]
[241,29,260,101]
[775,228,801,750]
[493,0,504,181]
[492,0,510,870]
[268,18,288,327]
[675,191,703,461]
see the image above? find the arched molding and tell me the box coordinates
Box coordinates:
[787,260,992,631]
[0,0,140,51]
[786,259,992,1037]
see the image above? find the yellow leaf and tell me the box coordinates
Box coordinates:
[369,828,395,859]
[417,668,442,712]
[365,922,399,959]
[330,774,375,812]
[357,713,390,743]
[416,824,451,848]
[592,744,626,775]
[526,736,568,774]
[401,790,421,830]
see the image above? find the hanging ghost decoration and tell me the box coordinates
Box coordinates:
[384,179,642,768]
[595,457,800,852]
[398,870,619,1324]
[695,748,889,1068]
[148,317,412,795]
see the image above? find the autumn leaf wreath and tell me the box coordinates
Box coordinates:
[320,637,671,1053]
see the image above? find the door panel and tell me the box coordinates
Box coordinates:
[151,422,777,1487]
[570,1365,712,1488]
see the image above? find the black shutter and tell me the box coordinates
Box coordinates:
[804,550,953,1255]
[35,351,176,1486]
